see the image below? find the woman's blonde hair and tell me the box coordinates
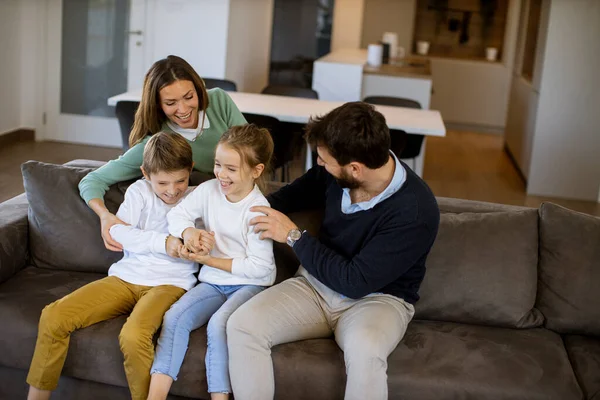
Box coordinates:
[129,55,209,147]
[218,124,274,191]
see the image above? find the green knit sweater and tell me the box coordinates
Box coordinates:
[78,88,247,205]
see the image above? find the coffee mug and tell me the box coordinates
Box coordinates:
[416,41,430,55]
[486,47,498,61]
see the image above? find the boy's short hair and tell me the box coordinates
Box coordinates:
[305,102,390,169]
[142,131,193,175]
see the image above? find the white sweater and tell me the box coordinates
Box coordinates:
[108,180,197,291]
[168,179,276,287]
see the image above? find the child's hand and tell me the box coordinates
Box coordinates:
[186,242,210,256]
[165,235,183,258]
[180,245,211,264]
[182,228,215,254]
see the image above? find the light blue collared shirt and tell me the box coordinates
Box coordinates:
[341,151,406,214]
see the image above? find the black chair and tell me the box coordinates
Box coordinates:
[261,85,318,99]
[261,85,319,175]
[242,113,292,182]
[115,100,140,152]
[363,96,424,168]
[203,78,237,92]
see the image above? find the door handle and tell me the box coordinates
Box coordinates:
[126,30,143,36]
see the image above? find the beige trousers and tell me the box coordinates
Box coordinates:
[227,266,415,400]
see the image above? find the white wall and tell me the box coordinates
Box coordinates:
[148,0,230,79]
[331,0,365,51]
[527,0,600,201]
[225,0,273,93]
[504,76,539,179]
[19,0,46,131]
[0,0,22,136]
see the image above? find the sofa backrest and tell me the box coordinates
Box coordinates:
[21,160,303,283]
[21,161,212,274]
[22,161,123,273]
[416,199,544,329]
[537,202,600,336]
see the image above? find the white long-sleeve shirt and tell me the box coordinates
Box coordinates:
[108,179,197,290]
[168,179,276,287]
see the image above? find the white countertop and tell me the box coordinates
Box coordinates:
[108,90,446,137]
[315,48,369,65]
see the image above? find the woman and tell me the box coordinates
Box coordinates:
[79,55,247,251]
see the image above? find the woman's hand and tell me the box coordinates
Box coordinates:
[99,212,127,251]
[89,198,126,252]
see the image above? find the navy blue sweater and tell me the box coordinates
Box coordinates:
[267,163,440,304]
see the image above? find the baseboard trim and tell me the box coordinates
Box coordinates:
[0,128,35,147]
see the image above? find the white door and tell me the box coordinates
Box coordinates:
[44,0,148,147]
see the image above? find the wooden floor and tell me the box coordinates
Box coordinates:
[0,140,122,202]
[424,131,600,216]
[1,131,599,216]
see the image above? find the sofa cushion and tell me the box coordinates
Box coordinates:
[564,335,600,400]
[416,210,544,328]
[0,266,212,397]
[237,321,583,400]
[0,267,583,400]
[386,320,583,400]
[0,267,103,371]
[0,365,190,400]
[537,202,600,335]
[21,161,127,273]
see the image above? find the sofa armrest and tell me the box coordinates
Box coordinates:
[0,193,29,284]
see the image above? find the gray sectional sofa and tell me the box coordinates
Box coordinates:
[0,159,598,399]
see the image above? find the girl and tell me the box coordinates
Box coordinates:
[147,124,276,400]
[79,55,247,252]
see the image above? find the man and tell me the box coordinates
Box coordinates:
[227,102,440,400]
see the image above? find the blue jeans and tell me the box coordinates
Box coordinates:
[151,283,264,394]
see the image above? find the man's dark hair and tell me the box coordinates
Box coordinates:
[305,102,390,169]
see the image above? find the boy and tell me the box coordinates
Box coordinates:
[26,132,213,400]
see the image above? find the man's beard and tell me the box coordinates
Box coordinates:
[335,169,360,189]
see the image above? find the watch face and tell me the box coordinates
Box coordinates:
[289,229,302,241]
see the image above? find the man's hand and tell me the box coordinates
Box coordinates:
[249,206,298,243]
[100,212,127,251]
[165,235,183,258]
[182,228,215,254]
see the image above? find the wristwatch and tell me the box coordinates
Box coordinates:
[286,228,303,248]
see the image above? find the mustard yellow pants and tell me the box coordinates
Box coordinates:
[26,276,185,400]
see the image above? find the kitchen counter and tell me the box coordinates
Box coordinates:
[363,58,432,79]
[316,48,432,79]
